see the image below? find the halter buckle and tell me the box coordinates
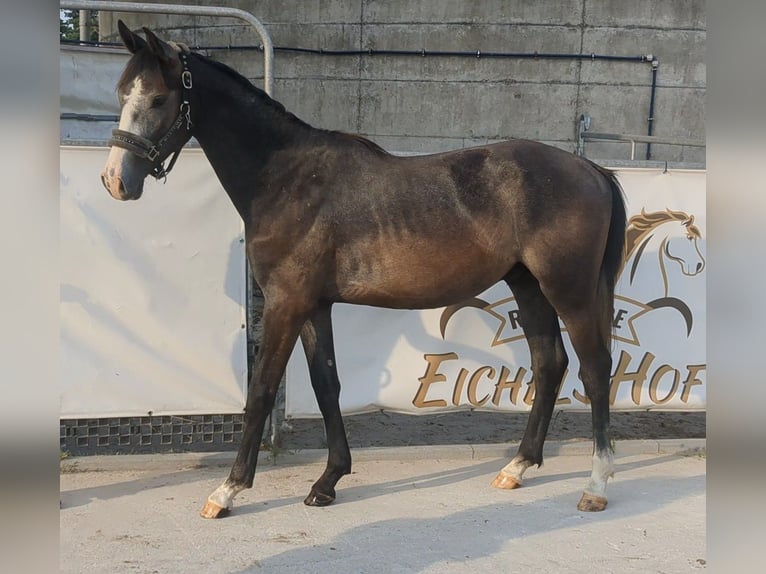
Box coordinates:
[182,70,193,89]
[147,146,160,162]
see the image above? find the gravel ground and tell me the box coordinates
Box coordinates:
[278,410,705,450]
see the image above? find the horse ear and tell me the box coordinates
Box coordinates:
[117,20,146,54]
[142,27,178,64]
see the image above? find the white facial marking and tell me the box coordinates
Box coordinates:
[119,76,148,134]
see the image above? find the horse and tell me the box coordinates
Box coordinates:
[620,208,705,335]
[101,22,627,518]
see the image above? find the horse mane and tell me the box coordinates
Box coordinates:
[194,53,390,155]
[193,53,311,125]
[626,208,701,256]
[328,132,390,155]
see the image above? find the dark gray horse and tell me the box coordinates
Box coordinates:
[101,23,626,518]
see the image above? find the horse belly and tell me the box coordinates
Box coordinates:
[335,237,513,309]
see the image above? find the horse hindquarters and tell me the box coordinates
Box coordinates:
[492,163,626,511]
[552,169,625,511]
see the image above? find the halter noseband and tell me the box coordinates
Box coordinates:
[109,52,193,181]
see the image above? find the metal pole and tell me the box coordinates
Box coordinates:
[60,1,277,443]
[59,1,274,96]
[79,9,91,42]
[646,58,659,160]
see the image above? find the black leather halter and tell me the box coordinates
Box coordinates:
[109,52,193,181]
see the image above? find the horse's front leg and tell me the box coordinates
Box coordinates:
[201,300,308,519]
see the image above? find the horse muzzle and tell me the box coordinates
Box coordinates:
[100,169,144,201]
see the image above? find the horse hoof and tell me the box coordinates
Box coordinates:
[577,492,608,512]
[200,500,230,519]
[304,490,336,507]
[491,472,521,490]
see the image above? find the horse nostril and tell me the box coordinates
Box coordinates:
[696,262,703,272]
[100,172,109,191]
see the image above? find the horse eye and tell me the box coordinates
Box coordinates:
[151,95,168,108]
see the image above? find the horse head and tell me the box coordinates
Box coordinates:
[625,207,706,285]
[101,22,193,200]
[662,212,706,277]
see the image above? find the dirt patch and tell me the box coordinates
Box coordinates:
[279,410,705,450]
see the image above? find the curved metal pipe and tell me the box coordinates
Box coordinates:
[59,1,274,96]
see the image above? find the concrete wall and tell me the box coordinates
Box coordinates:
[100,0,705,163]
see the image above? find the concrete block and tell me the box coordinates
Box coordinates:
[648,144,705,165]
[202,22,360,50]
[364,0,583,26]
[99,12,191,41]
[367,135,467,154]
[579,85,705,164]
[92,2,705,168]
[578,84,652,136]
[275,78,359,133]
[530,139,576,154]
[273,51,361,81]
[206,49,266,84]
[651,87,706,141]
[461,136,522,149]
[266,23,361,50]
[581,140,703,164]
[585,0,706,30]
[361,24,581,83]
[581,28,706,88]
[271,23,362,80]
[192,0,362,25]
[358,80,578,141]
[194,23,263,48]
[205,23,362,80]
[582,140,651,162]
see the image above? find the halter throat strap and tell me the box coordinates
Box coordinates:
[109,51,193,181]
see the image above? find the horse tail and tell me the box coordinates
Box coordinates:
[591,162,627,349]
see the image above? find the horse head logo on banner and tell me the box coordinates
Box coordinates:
[440,207,706,345]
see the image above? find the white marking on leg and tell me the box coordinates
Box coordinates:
[207,479,245,510]
[584,450,615,498]
[499,455,533,484]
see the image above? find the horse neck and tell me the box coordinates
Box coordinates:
[188,56,312,218]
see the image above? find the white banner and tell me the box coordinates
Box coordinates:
[286,168,706,416]
[60,147,247,418]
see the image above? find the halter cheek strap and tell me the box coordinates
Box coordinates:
[109,51,193,181]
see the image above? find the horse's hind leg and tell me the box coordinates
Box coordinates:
[300,303,352,506]
[562,310,614,511]
[555,300,614,512]
[492,266,568,490]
